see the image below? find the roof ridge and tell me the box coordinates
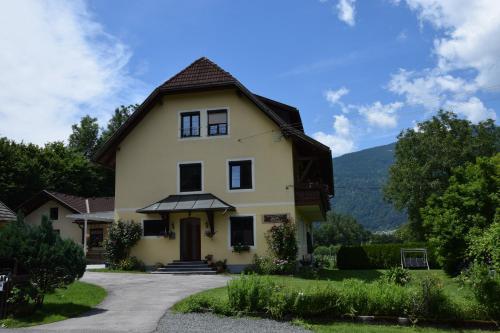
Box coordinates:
[160,57,206,87]
[160,57,236,88]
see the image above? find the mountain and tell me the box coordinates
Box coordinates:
[331,143,406,231]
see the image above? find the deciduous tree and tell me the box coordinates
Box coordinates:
[422,154,499,274]
[384,111,499,240]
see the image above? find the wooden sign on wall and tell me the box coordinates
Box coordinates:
[262,214,289,223]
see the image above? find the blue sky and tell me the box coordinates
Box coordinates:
[0,1,498,156]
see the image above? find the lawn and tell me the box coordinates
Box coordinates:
[0,281,106,328]
[294,321,490,333]
[172,269,491,332]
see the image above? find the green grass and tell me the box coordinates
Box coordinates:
[87,268,147,273]
[0,281,107,328]
[173,269,472,309]
[172,269,490,331]
[295,320,489,333]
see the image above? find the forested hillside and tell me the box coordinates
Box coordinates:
[332,143,406,231]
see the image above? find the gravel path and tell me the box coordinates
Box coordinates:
[154,311,311,333]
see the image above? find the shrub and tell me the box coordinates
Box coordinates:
[104,220,142,265]
[227,274,276,314]
[248,255,275,275]
[403,275,454,321]
[265,221,297,263]
[382,267,411,286]
[336,243,438,269]
[313,255,334,270]
[459,263,500,319]
[117,256,146,271]
[224,275,460,321]
[174,292,233,316]
[0,216,86,310]
[313,244,340,256]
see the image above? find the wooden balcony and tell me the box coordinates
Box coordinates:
[295,183,331,220]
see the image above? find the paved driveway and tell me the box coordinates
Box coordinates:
[15,272,230,333]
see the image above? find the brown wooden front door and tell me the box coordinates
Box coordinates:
[180,218,201,261]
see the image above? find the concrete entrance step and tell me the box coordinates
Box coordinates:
[157,267,215,272]
[153,260,217,275]
[151,270,217,275]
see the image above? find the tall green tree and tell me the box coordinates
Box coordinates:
[313,212,371,246]
[384,111,499,240]
[422,154,499,274]
[68,115,100,158]
[98,104,137,147]
[0,137,114,209]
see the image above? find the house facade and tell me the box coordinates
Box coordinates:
[94,58,333,271]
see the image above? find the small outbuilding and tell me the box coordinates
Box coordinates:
[0,201,16,227]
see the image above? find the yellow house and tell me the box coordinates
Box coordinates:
[94,57,333,272]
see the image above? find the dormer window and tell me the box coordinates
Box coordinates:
[208,109,228,136]
[181,112,200,138]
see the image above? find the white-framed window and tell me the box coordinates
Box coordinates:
[180,111,201,138]
[178,108,230,139]
[228,215,256,248]
[143,219,168,237]
[207,109,228,136]
[177,161,204,193]
[227,158,255,192]
[49,207,59,220]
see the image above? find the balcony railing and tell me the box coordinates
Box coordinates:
[295,183,331,217]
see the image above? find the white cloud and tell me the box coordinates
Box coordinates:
[325,87,349,105]
[445,97,496,123]
[0,0,144,144]
[358,101,403,128]
[388,69,477,110]
[402,0,500,90]
[313,115,355,157]
[336,0,356,26]
[387,0,498,123]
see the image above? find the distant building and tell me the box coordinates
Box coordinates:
[0,200,16,227]
[18,190,114,263]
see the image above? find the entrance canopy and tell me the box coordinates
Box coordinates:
[137,193,235,214]
[67,211,114,223]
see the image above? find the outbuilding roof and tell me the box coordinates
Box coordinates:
[137,193,235,214]
[0,201,16,222]
[17,190,114,215]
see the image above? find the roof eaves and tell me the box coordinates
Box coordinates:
[44,190,84,213]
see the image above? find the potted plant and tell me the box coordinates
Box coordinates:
[204,229,216,238]
[214,259,227,273]
[232,243,251,254]
[205,254,214,266]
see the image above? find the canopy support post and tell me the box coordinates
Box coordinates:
[206,211,214,235]
[161,212,170,235]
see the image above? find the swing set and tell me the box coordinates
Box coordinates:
[400,248,430,269]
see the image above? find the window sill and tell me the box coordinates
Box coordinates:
[178,190,204,195]
[227,188,255,193]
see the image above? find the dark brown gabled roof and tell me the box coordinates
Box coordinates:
[17,190,114,216]
[92,57,332,173]
[0,200,16,222]
[160,57,237,90]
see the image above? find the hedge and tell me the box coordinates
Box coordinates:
[336,243,439,269]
